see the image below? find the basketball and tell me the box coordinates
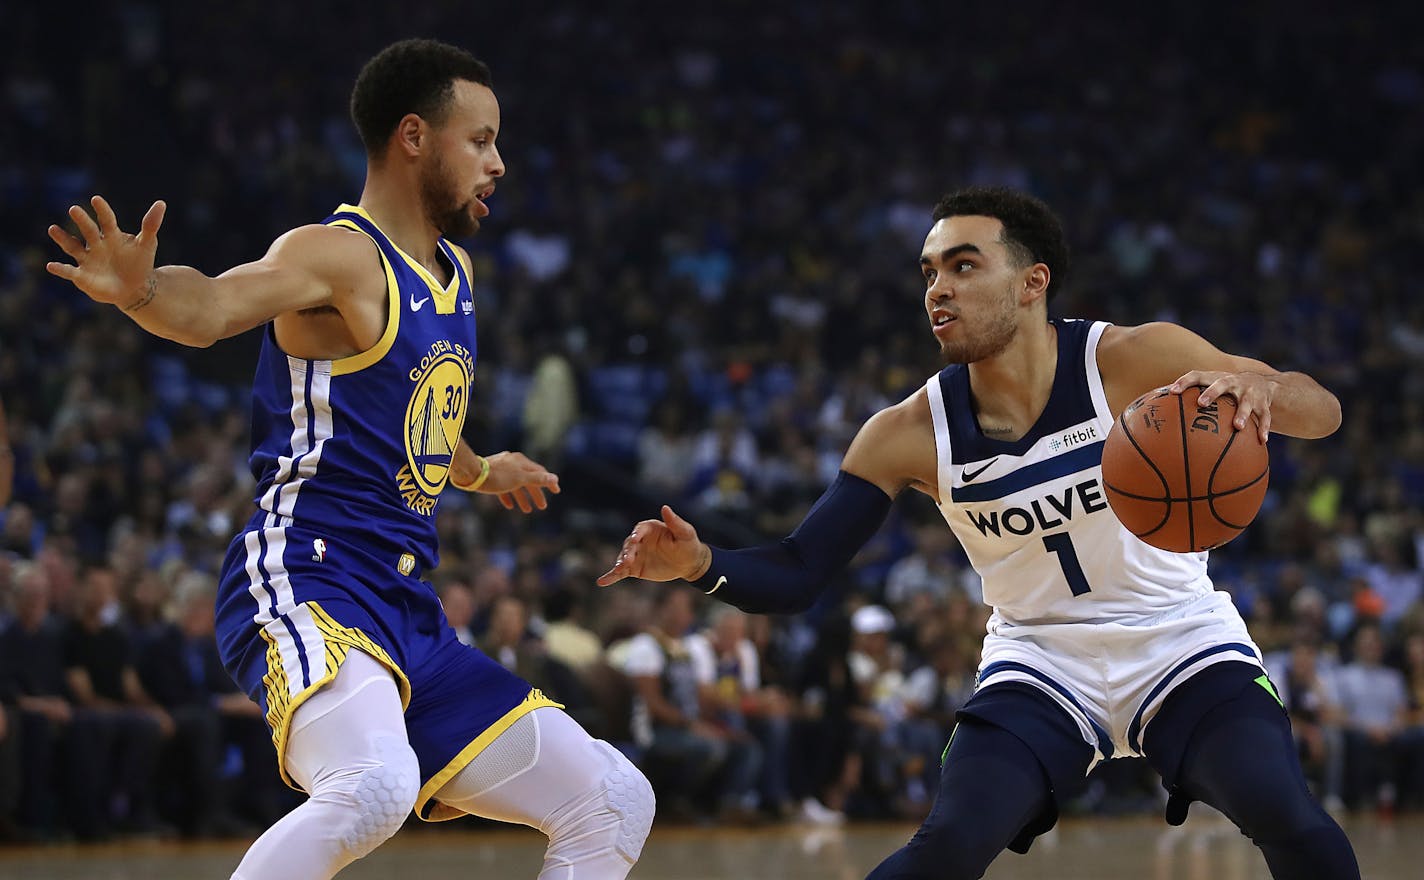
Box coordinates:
[1101,386,1269,552]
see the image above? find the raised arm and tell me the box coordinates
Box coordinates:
[1097,321,1342,442]
[47,196,374,348]
[597,389,939,614]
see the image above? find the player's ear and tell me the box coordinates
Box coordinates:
[394,113,425,157]
[1021,262,1050,304]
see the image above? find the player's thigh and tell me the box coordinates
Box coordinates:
[923,684,1092,854]
[434,706,652,830]
[1145,661,1317,828]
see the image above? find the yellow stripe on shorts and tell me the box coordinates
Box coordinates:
[260,601,411,790]
[415,688,565,822]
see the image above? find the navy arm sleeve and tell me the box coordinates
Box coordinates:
[688,470,894,614]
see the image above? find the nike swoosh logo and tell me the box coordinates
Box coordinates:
[706,576,727,595]
[410,294,431,311]
[961,457,998,483]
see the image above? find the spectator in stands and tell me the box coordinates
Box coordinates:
[637,399,698,503]
[542,585,605,671]
[521,338,579,464]
[1364,537,1423,629]
[622,589,758,821]
[1336,623,1411,812]
[131,571,252,837]
[896,635,977,812]
[174,574,286,828]
[686,605,786,819]
[480,594,601,738]
[793,615,863,825]
[64,565,167,834]
[0,563,100,838]
[1402,632,1424,808]
[1267,633,1346,810]
[883,523,962,612]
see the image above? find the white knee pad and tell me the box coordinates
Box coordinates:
[545,741,655,867]
[324,734,421,861]
[435,709,655,878]
[591,741,656,864]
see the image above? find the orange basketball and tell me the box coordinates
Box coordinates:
[1101,386,1269,552]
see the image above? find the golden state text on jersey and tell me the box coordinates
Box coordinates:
[398,338,476,515]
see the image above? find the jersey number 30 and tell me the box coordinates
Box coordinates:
[1043,533,1091,596]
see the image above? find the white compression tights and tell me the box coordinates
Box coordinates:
[434,705,655,879]
[232,650,420,880]
[231,650,654,880]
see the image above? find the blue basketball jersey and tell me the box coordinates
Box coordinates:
[245,203,477,571]
[215,205,558,819]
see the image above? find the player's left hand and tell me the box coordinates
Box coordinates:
[474,451,561,513]
[1168,371,1277,444]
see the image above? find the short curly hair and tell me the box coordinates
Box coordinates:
[932,187,1070,300]
[350,39,493,158]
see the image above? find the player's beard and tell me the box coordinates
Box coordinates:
[420,153,481,239]
[938,288,1019,364]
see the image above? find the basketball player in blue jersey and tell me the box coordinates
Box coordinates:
[46,39,653,880]
[600,187,1359,878]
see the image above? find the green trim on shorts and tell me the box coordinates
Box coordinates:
[1254,674,1283,707]
[941,723,959,766]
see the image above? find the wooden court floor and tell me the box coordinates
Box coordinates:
[0,811,1415,879]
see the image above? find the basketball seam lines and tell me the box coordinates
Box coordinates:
[1177,392,1196,550]
[1206,422,1268,530]
[1101,469,1267,504]
[1116,408,1173,537]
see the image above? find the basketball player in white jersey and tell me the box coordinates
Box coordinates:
[47,39,653,880]
[599,187,1358,878]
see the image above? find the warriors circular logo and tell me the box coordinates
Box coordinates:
[399,346,473,513]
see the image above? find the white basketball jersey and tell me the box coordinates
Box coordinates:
[927,319,1213,626]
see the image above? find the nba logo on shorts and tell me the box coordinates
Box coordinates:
[311,538,327,562]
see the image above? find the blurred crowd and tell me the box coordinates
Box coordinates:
[3,0,1424,843]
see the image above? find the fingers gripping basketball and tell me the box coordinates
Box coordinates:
[1102,387,1269,552]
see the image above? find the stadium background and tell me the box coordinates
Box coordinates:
[2,0,1423,850]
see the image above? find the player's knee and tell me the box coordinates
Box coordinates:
[896,821,991,879]
[318,735,421,860]
[546,741,655,866]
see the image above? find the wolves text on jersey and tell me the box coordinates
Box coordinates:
[966,478,1110,537]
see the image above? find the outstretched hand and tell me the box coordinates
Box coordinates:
[597,505,710,587]
[475,451,561,513]
[47,196,167,309]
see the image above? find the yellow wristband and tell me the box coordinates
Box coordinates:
[452,455,491,492]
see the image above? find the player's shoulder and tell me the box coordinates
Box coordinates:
[1096,321,1203,372]
[843,384,938,498]
[1098,320,1195,352]
[265,223,385,292]
[862,384,935,439]
[268,222,381,267]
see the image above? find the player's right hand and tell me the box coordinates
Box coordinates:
[597,505,709,587]
[46,196,167,308]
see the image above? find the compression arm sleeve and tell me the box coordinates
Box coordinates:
[688,470,894,614]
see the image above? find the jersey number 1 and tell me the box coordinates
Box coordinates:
[1043,533,1091,596]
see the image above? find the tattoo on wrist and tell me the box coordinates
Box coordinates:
[125,274,158,312]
